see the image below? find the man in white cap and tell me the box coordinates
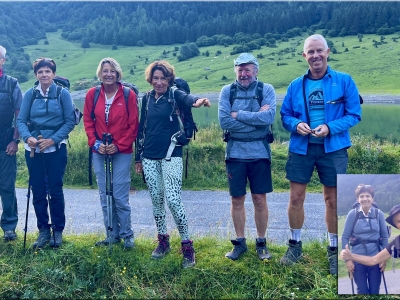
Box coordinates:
[218,53,276,261]
[280,34,362,275]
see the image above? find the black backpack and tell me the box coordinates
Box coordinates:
[31,76,83,126]
[223,81,274,143]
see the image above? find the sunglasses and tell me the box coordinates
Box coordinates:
[357,184,372,188]
[34,57,55,65]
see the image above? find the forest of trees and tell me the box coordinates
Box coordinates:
[1,1,400,82]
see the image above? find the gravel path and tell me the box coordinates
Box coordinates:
[12,189,327,245]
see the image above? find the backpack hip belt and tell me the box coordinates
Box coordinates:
[230,137,265,142]
[165,131,184,161]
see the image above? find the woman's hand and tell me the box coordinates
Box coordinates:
[193,98,211,108]
[105,143,118,155]
[340,244,352,261]
[135,162,142,174]
[346,260,355,274]
[37,138,55,152]
[379,261,386,272]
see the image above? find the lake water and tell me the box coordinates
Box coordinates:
[74,99,400,142]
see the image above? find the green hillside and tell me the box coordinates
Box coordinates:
[19,31,400,95]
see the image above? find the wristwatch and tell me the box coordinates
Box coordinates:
[12,138,20,144]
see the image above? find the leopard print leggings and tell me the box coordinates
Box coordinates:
[142,157,190,240]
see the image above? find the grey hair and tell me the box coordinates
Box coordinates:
[0,46,6,59]
[303,34,328,52]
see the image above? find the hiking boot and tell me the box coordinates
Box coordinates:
[32,228,51,249]
[95,236,121,246]
[181,240,196,269]
[151,234,171,259]
[225,238,248,260]
[327,246,338,275]
[256,238,272,261]
[280,239,302,265]
[3,230,17,242]
[49,231,63,248]
[124,235,135,249]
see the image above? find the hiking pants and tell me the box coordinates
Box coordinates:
[24,145,67,231]
[142,157,190,240]
[0,151,18,232]
[353,262,381,294]
[92,152,133,239]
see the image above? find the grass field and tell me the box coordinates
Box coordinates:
[19,31,400,95]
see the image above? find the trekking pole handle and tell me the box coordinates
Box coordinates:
[107,133,113,145]
[102,133,107,145]
[30,135,43,157]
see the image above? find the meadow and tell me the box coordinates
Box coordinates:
[19,31,400,95]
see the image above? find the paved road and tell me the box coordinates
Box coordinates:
[10,189,328,245]
[338,269,400,295]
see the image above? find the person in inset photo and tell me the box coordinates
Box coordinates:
[340,184,389,294]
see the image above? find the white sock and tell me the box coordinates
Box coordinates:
[290,228,301,242]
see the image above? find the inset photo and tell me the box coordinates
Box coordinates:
[337,174,400,295]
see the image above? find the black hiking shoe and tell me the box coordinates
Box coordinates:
[124,235,135,249]
[225,238,248,260]
[95,236,121,246]
[49,231,63,248]
[151,234,171,259]
[256,238,272,261]
[280,239,302,265]
[181,240,196,269]
[32,228,51,249]
[3,230,17,242]
[327,246,338,275]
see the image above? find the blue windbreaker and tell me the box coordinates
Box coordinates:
[280,66,361,154]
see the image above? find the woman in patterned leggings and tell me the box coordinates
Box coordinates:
[135,60,210,268]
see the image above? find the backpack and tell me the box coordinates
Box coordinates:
[349,202,390,250]
[3,75,18,103]
[31,76,83,126]
[91,81,139,120]
[223,81,274,143]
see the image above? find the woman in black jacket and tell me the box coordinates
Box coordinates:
[135,60,210,268]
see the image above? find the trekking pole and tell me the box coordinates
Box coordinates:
[107,133,114,250]
[23,166,32,252]
[38,135,56,248]
[382,272,388,294]
[348,272,355,295]
[102,133,113,251]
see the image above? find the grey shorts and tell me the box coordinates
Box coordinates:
[285,144,348,187]
[226,159,273,197]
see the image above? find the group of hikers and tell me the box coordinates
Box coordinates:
[0,33,398,284]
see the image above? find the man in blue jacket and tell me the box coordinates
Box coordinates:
[280,34,361,275]
[219,53,276,261]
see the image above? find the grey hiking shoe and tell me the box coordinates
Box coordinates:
[95,236,121,246]
[181,240,196,269]
[3,230,17,242]
[225,238,248,260]
[49,231,63,248]
[32,228,51,249]
[280,239,302,265]
[151,234,171,259]
[327,246,338,275]
[256,238,272,261]
[124,235,135,249]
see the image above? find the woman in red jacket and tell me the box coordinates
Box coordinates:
[83,57,139,249]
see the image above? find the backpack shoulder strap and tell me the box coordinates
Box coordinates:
[91,85,101,119]
[122,86,130,116]
[256,81,264,106]
[351,208,360,236]
[229,83,237,106]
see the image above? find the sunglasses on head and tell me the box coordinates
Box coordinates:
[34,57,55,64]
[357,184,372,188]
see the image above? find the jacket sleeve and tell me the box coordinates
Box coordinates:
[83,87,98,148]
[16,88,34,143]
[280,81,305,133]
[341,210,355,250]
[378,210,389,248]
[114,89,139,153]
[235,83,276,127]
[51,88,75,143]
[173,88,198,107]
[326,75,361,135]
[218,85,256,132]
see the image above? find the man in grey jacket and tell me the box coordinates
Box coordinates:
[218,53,276,261]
